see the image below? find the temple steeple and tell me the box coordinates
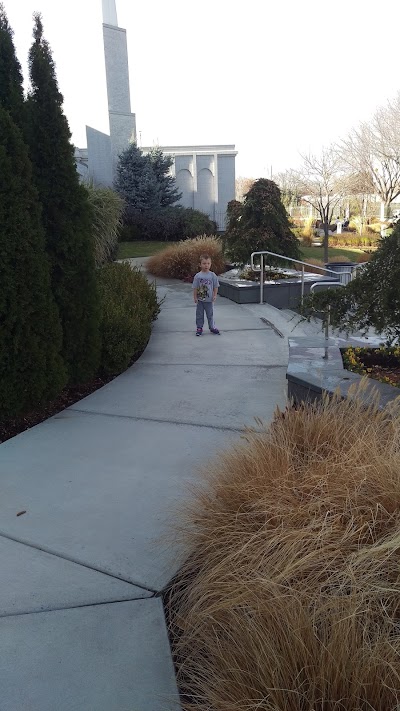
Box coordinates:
[102,0,118,27]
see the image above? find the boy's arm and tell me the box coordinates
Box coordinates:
[193,275,198,303]
[212,274,219,302]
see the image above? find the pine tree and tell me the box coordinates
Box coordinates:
[115,142,161,211]
[26,14,100,384]
[0,4,24,122]
[147,147,181,207]
[0,107,66,419]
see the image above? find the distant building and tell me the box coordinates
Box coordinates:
[75,0,237,230]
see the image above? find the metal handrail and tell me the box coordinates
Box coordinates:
[250,250,353,306]
[309,281,345,359]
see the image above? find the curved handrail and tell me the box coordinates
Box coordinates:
[250,249,355,306]
[250,250,351,278]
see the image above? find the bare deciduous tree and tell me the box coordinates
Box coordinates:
[235,176,255,202]
[340,94,400,227]
[273,169,302,213]
[297,147,349,263]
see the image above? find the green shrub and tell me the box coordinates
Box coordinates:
[147,236,225,279]
[97,262,160,375]
[86,183,124,266]
[305,227,400,343]
[122,206,217,242]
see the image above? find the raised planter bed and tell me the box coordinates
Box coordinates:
[286,336,399,410]
[218,272,339,308]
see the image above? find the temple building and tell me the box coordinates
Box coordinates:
[75,0,236,229]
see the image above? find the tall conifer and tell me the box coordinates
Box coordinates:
[26,15,100,383]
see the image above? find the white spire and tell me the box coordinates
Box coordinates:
[102,0,118,26]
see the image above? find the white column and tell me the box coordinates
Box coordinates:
[193,153,197,206]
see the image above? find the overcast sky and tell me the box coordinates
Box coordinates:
[7,0,400,177]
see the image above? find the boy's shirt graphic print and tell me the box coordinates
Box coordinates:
[197,280,210,301]
[193,272,219,302]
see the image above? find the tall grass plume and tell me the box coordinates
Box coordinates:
[167,388,400,711]
[147,235,225,279]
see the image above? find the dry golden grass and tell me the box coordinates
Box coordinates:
[146,235,225,279]
[356,252,371,263]
[296,257,326,274]
[167,387,400,711]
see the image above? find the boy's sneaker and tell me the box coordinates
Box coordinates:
[196,328,203,336]
[210,328,220,335]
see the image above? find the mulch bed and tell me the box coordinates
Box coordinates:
[0,348,146,445]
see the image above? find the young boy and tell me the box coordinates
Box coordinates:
[193,255,220,336]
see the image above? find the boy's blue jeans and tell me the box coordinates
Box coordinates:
[196,301,215,330]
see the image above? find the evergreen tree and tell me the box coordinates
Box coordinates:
[115,142,160,211]
[26,14,100,384]
[0,107,66,418]
[307,227,400,343]
[147,147,181,207]
[225,179,301,264]
[0,4,24,122]
[115,144,181,212]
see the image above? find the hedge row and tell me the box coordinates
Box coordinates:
[121,206,217,242]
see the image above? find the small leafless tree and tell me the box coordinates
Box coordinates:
[346,171,372,236]
[340,94,400,227]
[273,169,302,213]
[235,176,255,202]
[297,147,349,263]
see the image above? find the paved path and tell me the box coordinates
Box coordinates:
[0,278,292,711]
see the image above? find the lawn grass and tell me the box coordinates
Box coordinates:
[117,241,365,263]
[301,245,363,262]
[117,241,167,259]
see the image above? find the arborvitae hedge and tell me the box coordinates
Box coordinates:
[25,15,100,384]
[0,108,66,419]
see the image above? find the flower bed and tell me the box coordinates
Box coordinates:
[342,346,400,388]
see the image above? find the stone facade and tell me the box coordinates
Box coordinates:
[143,145,237,230]
[77,1,236,230]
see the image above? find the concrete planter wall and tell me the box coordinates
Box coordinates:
[219,276,338,309]
[286,336,398,411]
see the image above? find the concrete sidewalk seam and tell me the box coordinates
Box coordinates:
[0,595,155,619]
[130,363,285,369]
[67,409,264,433]
[0,530,157,594]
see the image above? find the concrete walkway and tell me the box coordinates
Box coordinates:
[0,278,295,711]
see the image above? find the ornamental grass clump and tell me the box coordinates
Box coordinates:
[147,235,225,279]
[167,387,400,711]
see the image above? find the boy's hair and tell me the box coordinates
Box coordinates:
[199,254,211,262]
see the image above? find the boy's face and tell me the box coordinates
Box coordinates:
[200,258,211,272]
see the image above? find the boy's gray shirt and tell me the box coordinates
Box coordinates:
[192,271,219,302]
